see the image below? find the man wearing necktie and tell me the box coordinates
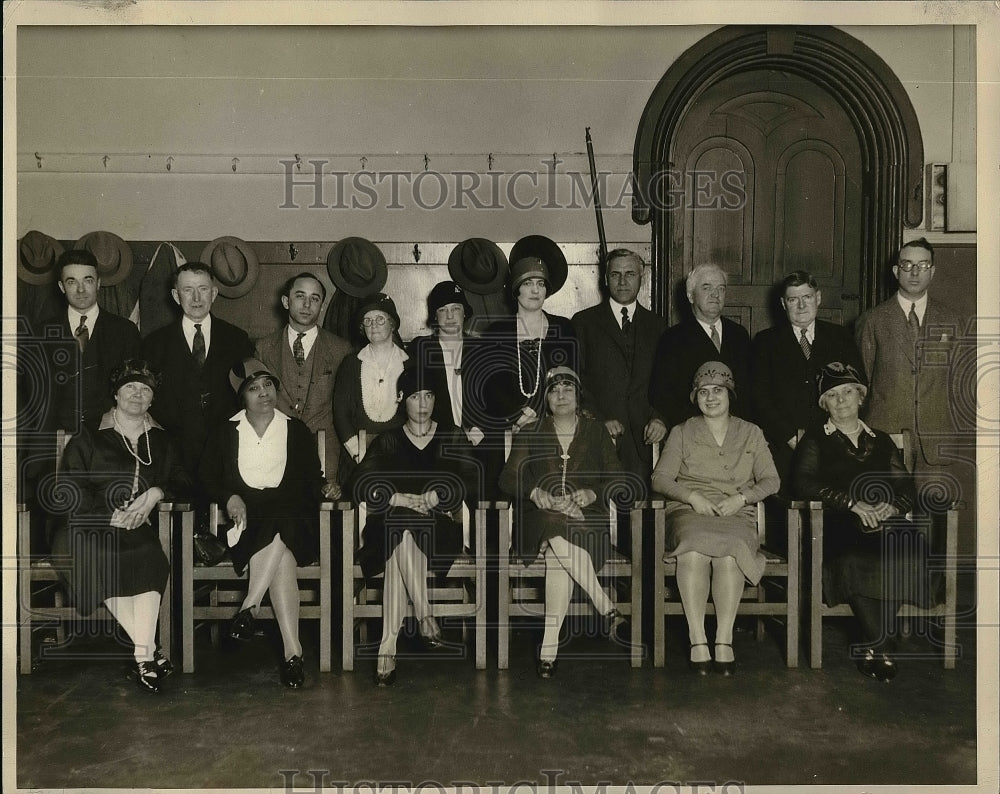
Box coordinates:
[649,262,752,434]
[142,262,253,479]
[48,249,141,433]
[751,270,863,485]
[572,249,666,490]
[255,272,351,497]
[855,238,963,472]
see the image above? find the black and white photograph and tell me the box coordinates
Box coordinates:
[3,1,997,791]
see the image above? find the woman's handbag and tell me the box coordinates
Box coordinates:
[192,531,228,566]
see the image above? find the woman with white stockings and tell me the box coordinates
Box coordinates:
[200,358,325,688]
[53,360,190,693]
[348,365,473,685]
[499,366,626,679]
[651,361,779,675]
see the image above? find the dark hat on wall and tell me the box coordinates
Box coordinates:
[689,360,737,404]
[447,238,509,295]
[817,361,868,406]
[326,237,388,297]
[17,231,66,285]
[355,291,401,331]
[201,236,260,299]
[229,357,282,397]
[74,231,134,287]
[427,280,472,323]
[508,235,568,295]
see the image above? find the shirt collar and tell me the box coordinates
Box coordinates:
[68,305,99,327]
[895,291,928,316]
[182,313,212,334]
[230,408,290,425]
[609,297,638,318]
[695,316,721,338]
[97,408,164,431]
[823,418,876,437]
[358,344,407,364]
[790,321,816,341]
[287,325,319,345]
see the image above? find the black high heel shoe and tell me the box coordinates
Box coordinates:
[374,655,397,686]
[603,608,628,640]
[688,643,711,675]
[129,660,161,693]
[229,607,256,642]
[536,658,558,679]
[153,648,174,678]
[280,655,305,688]
[856,648,897,682]
[713,643,735,676]
[419,616,444,649]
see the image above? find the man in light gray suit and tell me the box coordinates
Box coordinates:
[855,238,963,473]
[255,272,351,497]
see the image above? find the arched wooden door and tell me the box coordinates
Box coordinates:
[669,68,863,334]
[633,26,925,329]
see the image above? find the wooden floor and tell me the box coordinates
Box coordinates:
[14,614,979,789]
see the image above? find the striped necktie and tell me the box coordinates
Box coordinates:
[907,303,920,338]
[192,323,206,366]
[799,327,811,360]
[710,323,721,353]
[75,315,89,353]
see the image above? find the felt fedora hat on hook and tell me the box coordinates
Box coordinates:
[326,237,388,297]
[447,238,508,295]
[74,231,134,287]
[201,236,260,299]
[17,231,65,285]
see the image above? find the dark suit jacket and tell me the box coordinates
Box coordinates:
[141,315,253,476]
[751,319,862,471]
[46,309,142,432]
[572,301,665,481]
[855,295,963,466]
[649,315,752,431]
[255,326,351,484]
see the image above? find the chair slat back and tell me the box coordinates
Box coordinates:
[889,430,914,472]
[316,429,326,478]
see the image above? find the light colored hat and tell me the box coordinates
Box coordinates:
[689,360,736,404]
[75,231,134,286]
[544,365,581,392]
[201,236,260,299]
[17,231,65,285]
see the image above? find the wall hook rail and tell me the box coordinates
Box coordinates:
[34,152,43,169]
[232,157,240,173]
[412,243,422,263]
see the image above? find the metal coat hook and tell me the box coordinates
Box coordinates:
[423,154,430,172]
[412,244,422,263]
[289,243,298,261]
[34,152,43,169]
[294,154,302,172]
[166,156,174,172]
[551,153,558,170]
[360,156,368,171]
[488,153,495,171]
[232,157,240,173]
[103,155,110,169]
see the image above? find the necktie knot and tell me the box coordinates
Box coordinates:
[798,327,811,360]
[620,306,632,334]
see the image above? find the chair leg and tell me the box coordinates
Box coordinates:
[653,508,666,668]
[475,504,488,671]
[18,508,34,674]
[942,508,959,669]
[809,509,824,669]
[341,507,355,672]
[786,509,800,669]
[181,509,196,673]
[497,506,511,670]
[630,507,643,668]
[319,508,332,673]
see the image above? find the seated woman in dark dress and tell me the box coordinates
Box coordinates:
[53,359,190,693]
[499,366,626,679]
[794,362,932,682]
[651,362,780,675]
[349,365,473,686]
[200,358,325,688]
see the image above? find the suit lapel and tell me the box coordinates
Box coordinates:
[599,303,630,356]
[886,303,915,365]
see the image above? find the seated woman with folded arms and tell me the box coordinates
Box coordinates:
[200,358,328,689]
[348,365,475,686]
[499,366,626,679]
[793,362,932,682]
[651,361,779,676]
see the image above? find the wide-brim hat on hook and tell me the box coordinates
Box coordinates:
[74,231,134,287]
[326,237,388,297]
[508,235,568,295]
[18,231,65,285]
[447,238,509,295]
[201,236,260,299]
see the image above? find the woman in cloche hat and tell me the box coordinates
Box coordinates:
[651,361,780,677]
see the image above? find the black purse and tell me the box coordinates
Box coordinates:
[192,531,228,566]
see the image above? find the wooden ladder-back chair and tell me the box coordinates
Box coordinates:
[652,500,801,668]
[17,430,184,674]
[806,429,959,669]
[496,499,644,669]
[179,430,332,673]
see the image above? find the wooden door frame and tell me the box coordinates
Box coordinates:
[632,25,924,323]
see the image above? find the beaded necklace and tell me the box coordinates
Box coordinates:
[517,338,543,398]
[113,408,152,506]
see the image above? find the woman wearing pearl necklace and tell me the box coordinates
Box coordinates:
[794,362,933,682]
[499,366,626,679]
[51,359,190,693]
[348,365,474,685]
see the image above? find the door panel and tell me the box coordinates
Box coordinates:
[668,69,863,334]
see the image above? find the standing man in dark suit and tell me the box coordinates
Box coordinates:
[649,263,752,432]
[49,248,142,433]
[751,270,863,482]
[855,238,963,473]
[255,272,351,498]
[142,262,254,479]
[572,248,666,490]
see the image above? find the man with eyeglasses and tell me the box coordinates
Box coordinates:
[255,272,351,498]
[572,248,666,489]
[855,238,962,470]
[750,270,863,485]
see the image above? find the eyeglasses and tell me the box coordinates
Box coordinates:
[897,260,933,272]
[362,315,388,327]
